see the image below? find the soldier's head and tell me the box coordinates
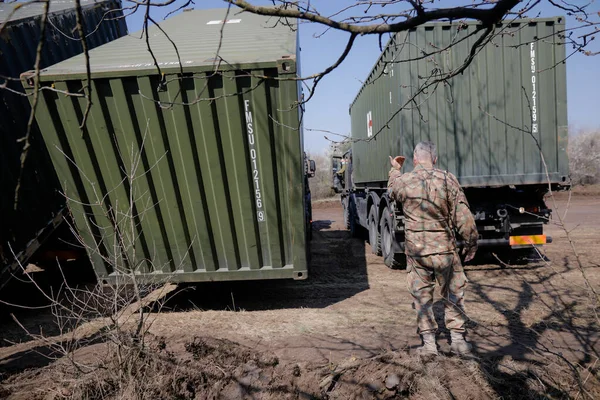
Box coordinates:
[413,141,437,166]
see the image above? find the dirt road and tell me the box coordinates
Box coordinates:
[1,195,599,399]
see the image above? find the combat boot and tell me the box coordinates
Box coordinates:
[450,331,473,357]
[416,332,438,357]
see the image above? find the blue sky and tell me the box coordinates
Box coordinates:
[126,0,600,153]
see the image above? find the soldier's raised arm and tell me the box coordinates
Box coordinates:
[387,156,405,201]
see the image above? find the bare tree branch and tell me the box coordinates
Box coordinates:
[227,0,521,34]
[74,0,93,130]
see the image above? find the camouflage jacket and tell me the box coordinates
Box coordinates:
[387,163,478,257]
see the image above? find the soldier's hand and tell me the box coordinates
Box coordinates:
[462,245,477,263]
[389,155,406,170]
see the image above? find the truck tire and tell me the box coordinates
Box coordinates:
[343,197,350,230]
[349,202,360,238]
[368,207,382,255]
[380,206,406,269]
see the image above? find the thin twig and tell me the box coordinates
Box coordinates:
[74,0,93,131]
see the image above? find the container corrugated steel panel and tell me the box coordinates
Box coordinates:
[0,0,127,278]
[350,18,569,187]
[27,8,308,283]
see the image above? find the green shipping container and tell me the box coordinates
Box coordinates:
[25,8,309,283]
[350,17,569,187]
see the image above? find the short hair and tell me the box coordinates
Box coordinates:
[413,141,437,164]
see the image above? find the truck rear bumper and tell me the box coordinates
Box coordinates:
[392,236,553,253]
[459,236,553,248]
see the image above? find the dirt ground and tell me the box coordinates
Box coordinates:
[0,193,599,399]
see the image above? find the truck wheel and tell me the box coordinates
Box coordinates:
[380,206,406,269]
[349,203,360,238]
[343,198,350,230]
[368,207,382,255]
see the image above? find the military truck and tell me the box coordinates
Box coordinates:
[25,7,315,283]
[335,17,570,267]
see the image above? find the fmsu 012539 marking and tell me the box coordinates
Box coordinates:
[244,100,265,222]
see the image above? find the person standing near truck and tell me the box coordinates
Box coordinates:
[333,155,351,192]
[387,141,478,358]
[337,157,348,178]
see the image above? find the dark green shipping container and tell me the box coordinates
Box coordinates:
[350,17,569,187]
[26,8,308,283]
[0,0,127,284]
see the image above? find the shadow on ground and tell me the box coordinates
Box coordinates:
[428,256,600,398]
[152,218,369,312]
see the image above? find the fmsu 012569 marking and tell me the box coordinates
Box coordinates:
[244,100,265,222]
[530,42,538,134]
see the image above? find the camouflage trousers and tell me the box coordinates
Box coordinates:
[407,252,468,334]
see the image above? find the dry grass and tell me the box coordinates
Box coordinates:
[4,336,589,400]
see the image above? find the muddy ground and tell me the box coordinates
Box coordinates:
[0,193,599,399]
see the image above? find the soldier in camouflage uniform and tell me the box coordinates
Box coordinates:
[387,141,478,357]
